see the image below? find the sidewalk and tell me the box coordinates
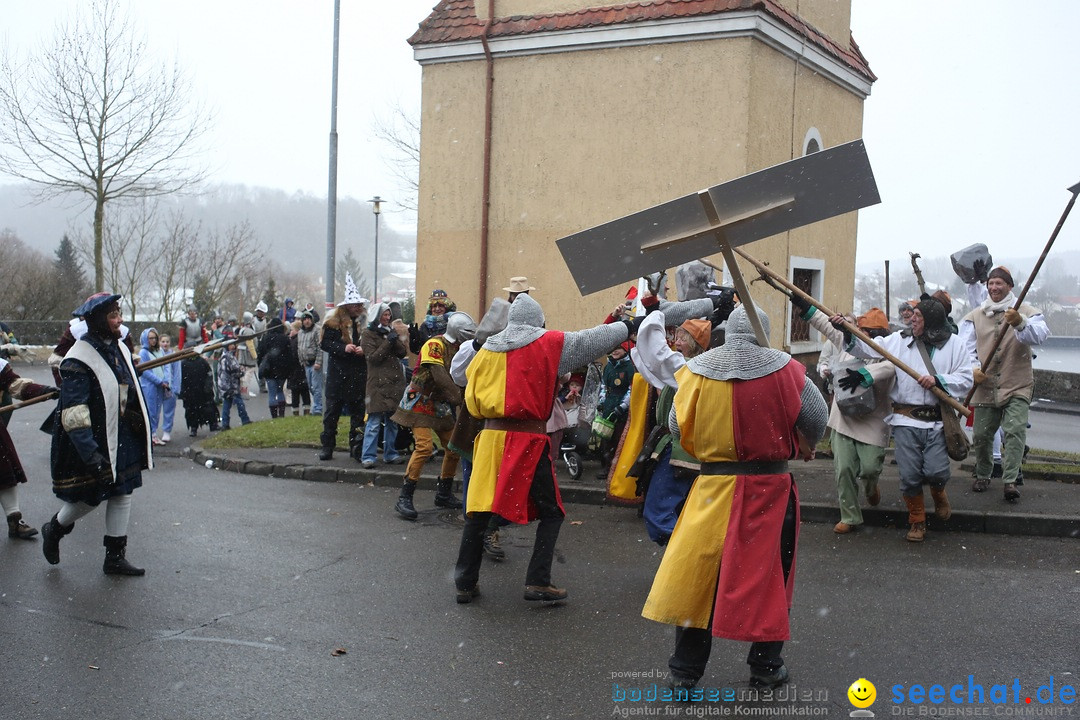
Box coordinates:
[184,443,1080,540]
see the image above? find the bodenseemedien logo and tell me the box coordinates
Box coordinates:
[848,677,877,717]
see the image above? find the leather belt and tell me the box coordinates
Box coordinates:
[699,460,790,476]
[484,418,547,435]
[891,403,942,421]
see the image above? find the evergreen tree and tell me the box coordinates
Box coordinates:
[53,234,88,309]
[399,294,416,324]
[191,274,215,320]
[261,276,280,316]
[334,248,372,302]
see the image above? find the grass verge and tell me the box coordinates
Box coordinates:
[1028,448,1080,463]
[202,416,324,449]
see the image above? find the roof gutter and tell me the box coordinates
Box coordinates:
[478,0,495,309]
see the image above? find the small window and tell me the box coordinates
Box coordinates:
[790,269,814,342]
[802,128,823,156]
[787,255,825,353]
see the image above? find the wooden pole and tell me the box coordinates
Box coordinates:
[963,182,1080,405]
[695,191,769,347]
[136,328,269,374]
[884,260,891,321]
[0,392,57,415]
[909,252,927,296]
[735,246,971,417]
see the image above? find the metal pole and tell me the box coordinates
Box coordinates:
[324,0,341,312]
[884,260,890,321]
[368,195,383,302]
[373,199,380,300]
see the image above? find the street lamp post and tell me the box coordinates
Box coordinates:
[325,0,341,313]
[368,195,383,301]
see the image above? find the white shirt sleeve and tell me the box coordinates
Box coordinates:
[1013,313,1050,346]
[628,312,685,390]
[966,281,988,310]
[449,340,478,387]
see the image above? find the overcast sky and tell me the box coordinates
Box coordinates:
[5,1,1080,268]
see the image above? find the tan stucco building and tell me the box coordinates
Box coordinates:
[408,0,875,354]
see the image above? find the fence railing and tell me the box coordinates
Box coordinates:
[2,320,164,346]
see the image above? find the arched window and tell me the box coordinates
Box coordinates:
[802,128,823,156]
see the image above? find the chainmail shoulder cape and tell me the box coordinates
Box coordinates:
[686,305,790,380]
[482,294,547,353]
[482,294,632,376]
[657,298,713,326]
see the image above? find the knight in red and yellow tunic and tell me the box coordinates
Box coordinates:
[453,293,718,604]
[641,305,827,690]
[455,295,630,603]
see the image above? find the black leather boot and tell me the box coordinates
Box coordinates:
[7,511,38,540]
[395,480,418,520]
[434,477,462,509]
[41,514,74,565]
[103,535,145,576]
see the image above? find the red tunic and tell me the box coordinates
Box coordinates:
[465,332,566,523]
[643,360,806,642]
[1,362,52,489]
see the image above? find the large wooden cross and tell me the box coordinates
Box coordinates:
[556,139,881,346]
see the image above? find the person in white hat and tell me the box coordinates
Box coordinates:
[502,276,536,304]
[317,274,368,461]
[251,302,270,392]
[252,302,269,334]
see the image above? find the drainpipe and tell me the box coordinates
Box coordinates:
[478,0,495,309]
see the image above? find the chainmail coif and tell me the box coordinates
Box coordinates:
[686,305,791,381]
[482,294,547,353]
[915,298,951,348]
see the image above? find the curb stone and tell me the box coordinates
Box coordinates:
[184,443,1080,539]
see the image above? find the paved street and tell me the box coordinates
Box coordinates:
[1,369,1078,719]
[1027,408,1080,454]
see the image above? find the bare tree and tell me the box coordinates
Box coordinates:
[89,197,160,321]
[187,220,260,315]
[0,0,210,292]
[153,208,200,322]
[372,103,420,213]
[0,230,68,321]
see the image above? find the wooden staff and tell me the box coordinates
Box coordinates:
[0,391,58,415]
[734,246,971,417]
[964,181,1080,405]
[909,252,927,296]
[136,328,269,374]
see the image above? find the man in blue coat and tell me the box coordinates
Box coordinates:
[42,293,154,576]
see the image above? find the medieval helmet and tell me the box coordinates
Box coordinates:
[443,311,476,344]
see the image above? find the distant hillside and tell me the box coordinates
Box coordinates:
[0,182,416,276]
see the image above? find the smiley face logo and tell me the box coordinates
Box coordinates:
[848,678,876,708]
